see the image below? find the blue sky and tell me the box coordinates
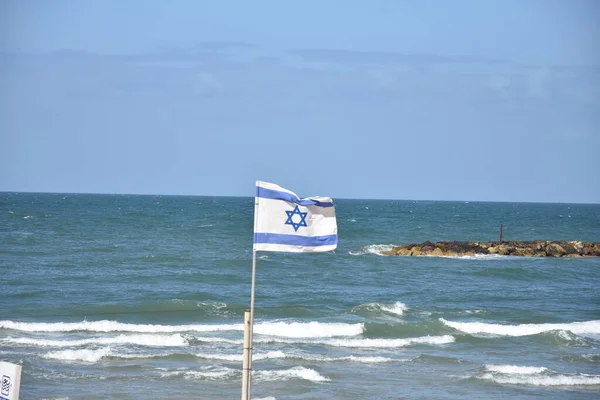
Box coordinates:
[1,0,599,202]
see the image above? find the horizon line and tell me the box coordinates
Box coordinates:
[1,190,598,206]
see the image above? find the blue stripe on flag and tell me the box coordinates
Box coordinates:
[254,233,338,247]
[256,187,334,208]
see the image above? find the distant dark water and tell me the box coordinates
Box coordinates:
[1,193,599,399]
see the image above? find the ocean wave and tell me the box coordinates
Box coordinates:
[441,254,509,260]
[538,329,590,346]
[410,354,463,364]
[2,333,188,348]
[322,335,454,348]
[195,351,290,362]
[348,244,394,256]
[472,364,600,386]
[0,320,237,333]
[463,310,487,315]
[42,349,199,363]
[0,319,363,338]
[254,334,454,348]
[159,366,237,381]
[254,366,330,383]
[440,318,600,337]
[158,365,329,383]
[42,347,112,362]
[352,302,408,317]
[43,348,397,364]
[195,301,228,312]
[255,321,363,338]
[485,364,548,374]
[190,336,240,345]
[196,350,395,363]
[479,372,600,386]
[561,354,600,363]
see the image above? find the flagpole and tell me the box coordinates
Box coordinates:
[242,250,257,400]
[242,191,260,400]
[249,249,257,396]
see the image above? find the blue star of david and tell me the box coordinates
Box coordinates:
[284,205,308,232]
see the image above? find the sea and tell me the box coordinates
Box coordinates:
[1,192,599,400]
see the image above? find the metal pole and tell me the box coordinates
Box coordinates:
[242,189,260,400]
[499,224,503,244]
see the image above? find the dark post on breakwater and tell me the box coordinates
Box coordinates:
[499,224,503,244]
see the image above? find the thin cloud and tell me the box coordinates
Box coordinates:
[192,72,221,96]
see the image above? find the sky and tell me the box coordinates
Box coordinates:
[1,0,599,203]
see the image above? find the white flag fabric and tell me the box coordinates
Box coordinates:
[253,181,338,252]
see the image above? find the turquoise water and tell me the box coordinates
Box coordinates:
[1,192,599,399]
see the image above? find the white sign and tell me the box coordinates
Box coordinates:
[0,361,21,400]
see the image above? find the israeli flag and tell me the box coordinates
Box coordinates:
[253,181,338,252]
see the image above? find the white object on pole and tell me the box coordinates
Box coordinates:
[241,310,252,400]
[0,361,22,400]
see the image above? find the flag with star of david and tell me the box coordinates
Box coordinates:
[253,181,337,252]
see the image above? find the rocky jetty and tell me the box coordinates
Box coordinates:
[381,240,600,258]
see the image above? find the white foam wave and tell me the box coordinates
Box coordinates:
[380,302,408,316]
[353,302,408,316]
[196,301,227,310]
[480,373,600,386]
[348,244,394,256]
[254,351,287,360]
[556,330,580,342]
[323,335,454,348]
[340,355,395,363]
[442,254,509,260]
[42,350,182,362]
[37,398,71,400]
[485,365,548,375]
[3,334,187,347]
[196,351,394,363]
[255,334,454,348]
[42,347,112,362]
[160,366,237,380]
[581,354,600,362]
[194,336,240,344]
[0,320,239,333]
[440,318,600,337]
[110,352,163,360]
[196,351,288,362]
[254,321,363,338]
[255,366,330,383]
[0,319,363,338]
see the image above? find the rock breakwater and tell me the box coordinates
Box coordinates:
[381,240,600,257]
